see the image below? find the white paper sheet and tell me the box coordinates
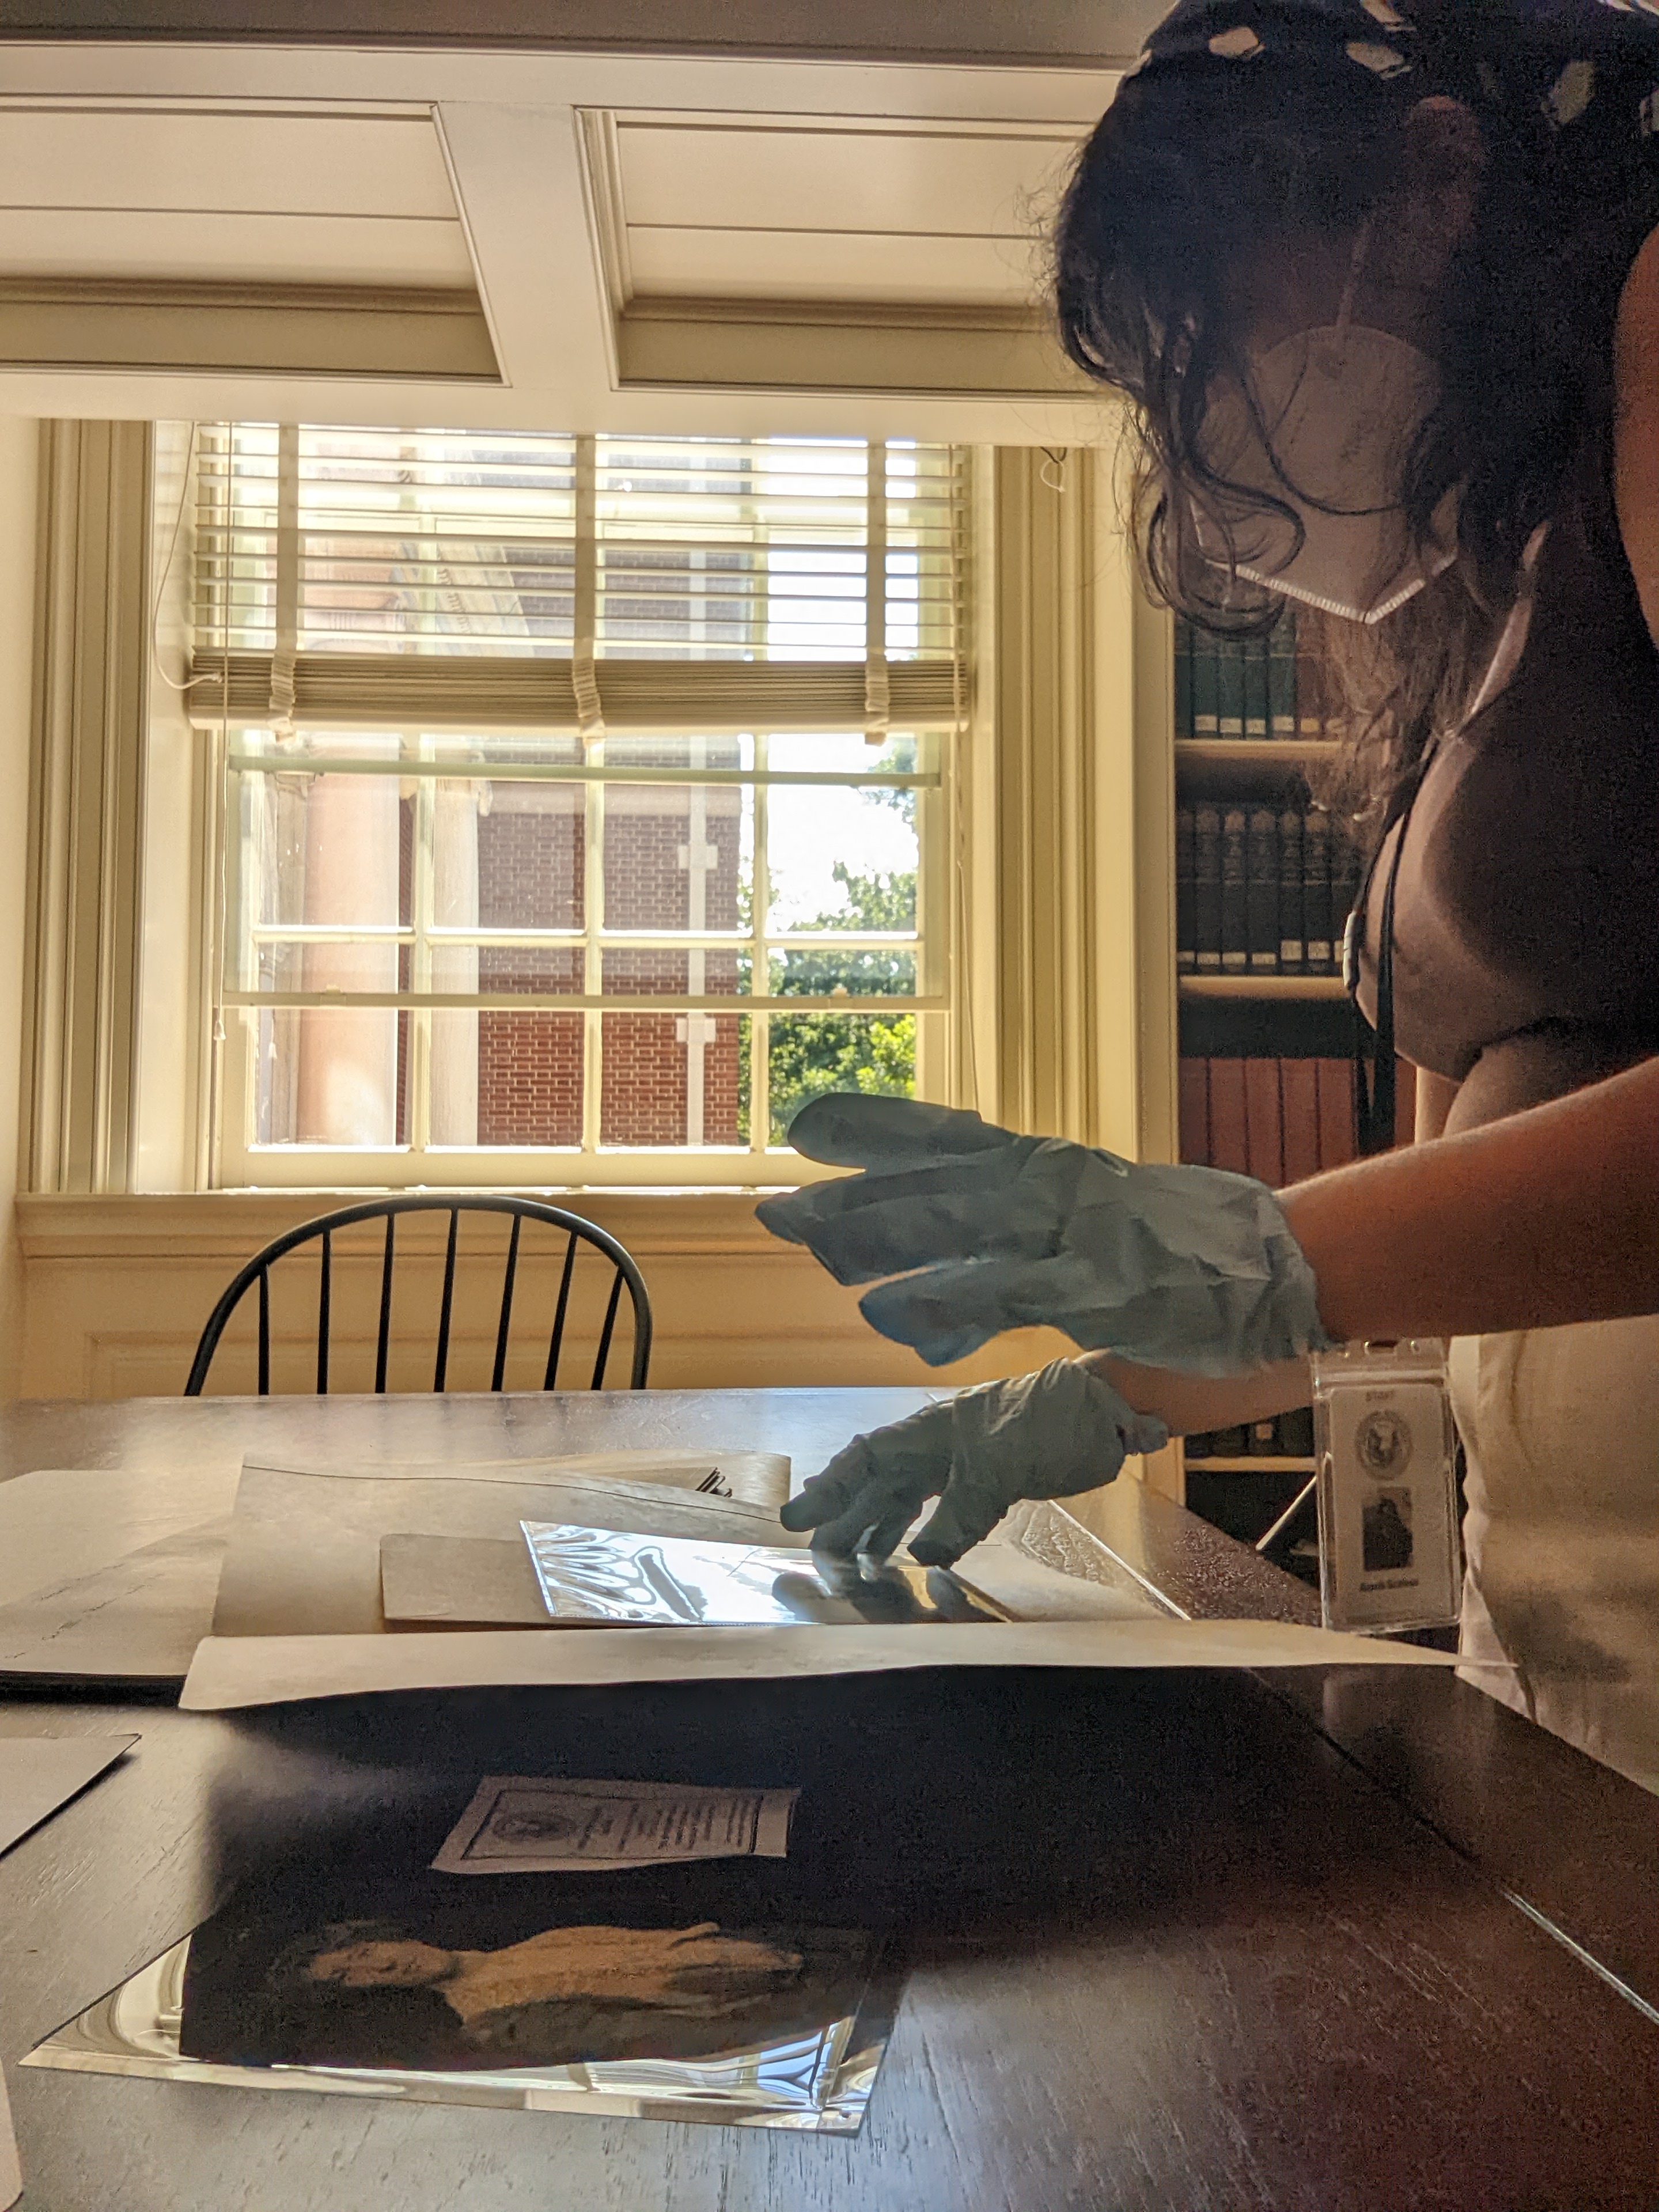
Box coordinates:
[380,1534,552,1627]
[0,1465,242,1609]
[214,1455,797,1640]
[181,1616,1455,1711]
[0,1527,227,1683]
[0,2059,19,2212]
[0,1735,137,1858]
[432,1775,800,1874]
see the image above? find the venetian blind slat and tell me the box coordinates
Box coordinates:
[185,651,963,732]
[191,426,966,704]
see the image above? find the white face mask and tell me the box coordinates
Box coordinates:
[1195,232,1460,624]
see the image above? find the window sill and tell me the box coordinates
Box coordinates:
[15,1187,793,1262]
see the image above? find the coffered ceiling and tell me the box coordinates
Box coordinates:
[0,39,1130,438]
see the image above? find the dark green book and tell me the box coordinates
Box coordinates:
[1243,635,1270,739]
[1176,805,1197,974]
[1303,809,1334,974]
[1217,635,1245,740]
[1174,617,1195,740]
[1194,804,1224,971]
[1279,1406,1316,1457]
[1331,825,1363,975]
[1278,804,1304,972]
[1220,806,1249,972]
[1246,805,1279,974]
[1191,626,1220,736]
[1268,607,1298,737]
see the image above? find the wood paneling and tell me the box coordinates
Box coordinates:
[624,227,1035,307]
[615,120,1080,245]
[14,1188,1079,1400]
[0,211,476,287]
[0,108,459,219]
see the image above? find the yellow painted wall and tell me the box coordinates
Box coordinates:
[0,419,39,1398]
[16,1189,1077,1403]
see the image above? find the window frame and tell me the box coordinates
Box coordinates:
[194,424,968,1191]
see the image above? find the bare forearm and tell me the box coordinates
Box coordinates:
[1089,1060,1659,1434]
[1281,1057,1659,1342]
[1084,1352,1312,1435]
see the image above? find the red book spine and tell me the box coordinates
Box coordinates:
[1207,1058,1251,1177]
[1243,1058,1285,1187]
[1315,1058,1356,1171]
[1178,1058,1210,1166]
[1280,1058,1321,1185]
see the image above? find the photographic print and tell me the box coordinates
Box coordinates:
[22,1863,896,2133]
[1361,1486,1415,1573]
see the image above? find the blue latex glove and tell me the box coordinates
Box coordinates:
[757,1094,1335,1376]
[780,1358,1169,1567]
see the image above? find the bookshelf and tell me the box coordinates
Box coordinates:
[1181,975,1349,1002]
[1176,737,1342,770]
[1168,606,1396,1556]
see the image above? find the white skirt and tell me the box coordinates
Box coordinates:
[1450,1317,1659,1794]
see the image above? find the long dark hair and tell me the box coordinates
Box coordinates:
[1054,39,1659,832]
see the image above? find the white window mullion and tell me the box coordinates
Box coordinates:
[864,438,889,744]
[583,747,605,1153]
[268,423,300,731]
[573,432,604,742]
[683,734,708,1148]
[408,738,434,1154]
[750,733,771,1155]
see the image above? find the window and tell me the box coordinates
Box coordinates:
[188,426,969,1186]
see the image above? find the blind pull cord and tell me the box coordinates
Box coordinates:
[268,422,300,734]
[574,433,605,742]
[865,441,889,744]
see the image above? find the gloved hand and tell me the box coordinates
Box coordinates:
[757,1094,1335,1376]
[779,1358,1169,1568]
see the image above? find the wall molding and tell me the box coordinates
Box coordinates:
[21,419,152,1198]
[14,1188,1081,1403]
[988,445,1177,1160]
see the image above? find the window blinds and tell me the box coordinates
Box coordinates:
[190,425,968,736]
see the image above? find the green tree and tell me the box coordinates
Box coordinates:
[750,863,918,1142]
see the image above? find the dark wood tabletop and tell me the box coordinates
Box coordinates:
[3,1390,1658,2212]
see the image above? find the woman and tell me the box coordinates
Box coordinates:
[762,0,1659,1791]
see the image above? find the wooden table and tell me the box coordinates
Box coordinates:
[3,1389,1658,2210]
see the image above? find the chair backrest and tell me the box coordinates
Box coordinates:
[184,1196,652,1396]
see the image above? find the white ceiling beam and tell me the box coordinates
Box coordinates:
[0,43,1125,438]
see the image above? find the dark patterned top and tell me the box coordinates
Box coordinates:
[1131,2,1659,219]
[1351,434,1659,1130]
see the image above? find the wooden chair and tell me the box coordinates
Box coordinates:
[184,1195,652,1396]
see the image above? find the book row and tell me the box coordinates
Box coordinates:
[1181,1050,1403,1469]
[1176,804,1363,976]
[1185,1407,1317,1463]
[1174,608,1338,742]
[1177,1054,1414,1189]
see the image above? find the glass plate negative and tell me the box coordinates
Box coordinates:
[518,1522,1006,1628]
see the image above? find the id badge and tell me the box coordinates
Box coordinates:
[1312,1339,1462,1634]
